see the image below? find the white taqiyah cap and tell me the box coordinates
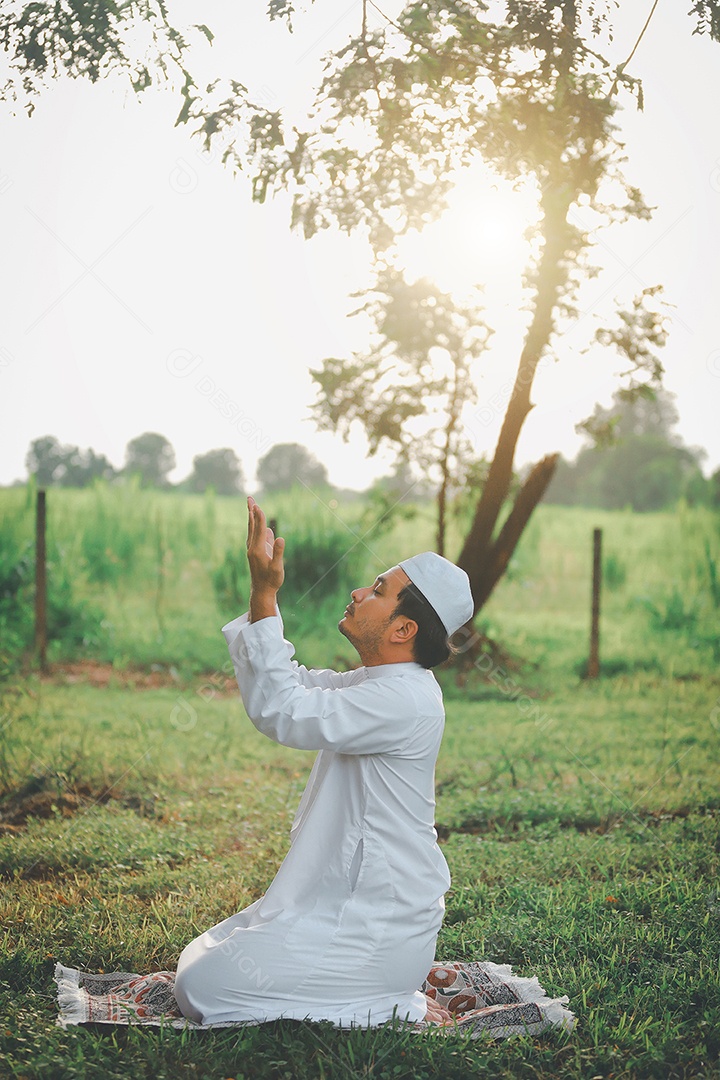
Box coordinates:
[398,552,474,636]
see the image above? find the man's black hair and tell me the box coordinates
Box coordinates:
[391,581,451,669]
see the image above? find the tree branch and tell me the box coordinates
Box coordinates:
[608,0,661,97]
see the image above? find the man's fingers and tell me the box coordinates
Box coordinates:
[247,497,284,586]
[247,496,261,549]
[247,498,268,552]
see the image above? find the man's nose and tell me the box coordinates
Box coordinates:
[351,586,369,603]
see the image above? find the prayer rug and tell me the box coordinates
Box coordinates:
[55,960,574,1040]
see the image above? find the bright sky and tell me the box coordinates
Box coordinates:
[1,1,719,491]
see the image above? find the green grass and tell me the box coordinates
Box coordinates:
[0,488,719,1076]
[1,671,719,1077]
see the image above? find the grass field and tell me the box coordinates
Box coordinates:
[0,485,719,1078]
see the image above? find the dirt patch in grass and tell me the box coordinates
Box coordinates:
[37,660,240,695]
[434,805,703,841]
[0,774,160,835]
[41,660,184,689]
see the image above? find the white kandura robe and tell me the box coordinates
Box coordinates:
[173,611,451,1028]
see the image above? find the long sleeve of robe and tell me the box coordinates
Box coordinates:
[173,611,451,1028]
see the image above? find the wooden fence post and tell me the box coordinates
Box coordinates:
[35,488,48,671]
[587,527,602,679]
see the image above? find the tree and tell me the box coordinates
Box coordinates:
[26,435,70,486]
[0,2,215,117]
[371,461,434,504]
[579,383,681,445]
[256,443,329,493]
[186,448,244,495]
[62,447,116,487]
[9,1,719,619]
[311,268,490,554]
[591,436,700,511]
[683,469,711,508]
[124,432,175,488]
[0,1,292,172]
[545,388,706,511]
[244,1,718,622]
[711,468,720,510]
[26,436,115,487]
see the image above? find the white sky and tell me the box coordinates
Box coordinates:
[1,1,719,491]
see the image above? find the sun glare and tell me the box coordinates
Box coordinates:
[393,168,540,308]
[388,167,542,411]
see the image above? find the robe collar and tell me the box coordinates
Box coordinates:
[362,661,425,680]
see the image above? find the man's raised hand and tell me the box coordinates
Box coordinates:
[247,496,285,622]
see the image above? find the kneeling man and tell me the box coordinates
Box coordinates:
[174,496,473,1028]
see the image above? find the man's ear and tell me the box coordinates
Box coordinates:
[389,617,418,644]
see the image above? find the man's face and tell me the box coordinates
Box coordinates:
[338,565,411,662]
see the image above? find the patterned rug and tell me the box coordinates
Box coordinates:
[55,960,575,1040]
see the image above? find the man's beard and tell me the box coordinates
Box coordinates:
[338,618,387,664]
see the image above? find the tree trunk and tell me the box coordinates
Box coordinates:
[457,182,571,615]
[437,476,447,557]
[437,353,465,557]
[469,452,559,611]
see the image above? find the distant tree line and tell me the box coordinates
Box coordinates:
[23,434,331,496]
[544,390,719,511]
[21,393,719,510]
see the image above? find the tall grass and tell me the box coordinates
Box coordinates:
[0,483,718,677]
[481,503,720,679]
[0,483,375,671]
[0,486,104,664]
